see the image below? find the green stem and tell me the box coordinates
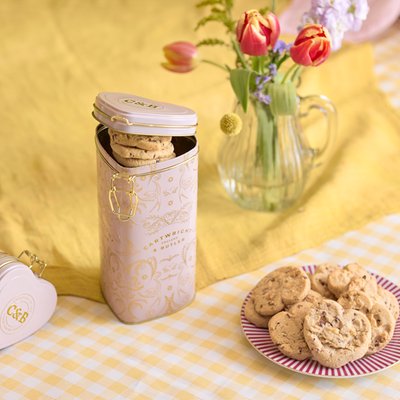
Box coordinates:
[260,56,266,75]
[232,39,249,69]
[252,57,263,75]
[282,64,297,84]
[254,100,274,178]
[201,59,230,72]
[291,65,303,85]
[275,54,290,69]
[271,0,276,13]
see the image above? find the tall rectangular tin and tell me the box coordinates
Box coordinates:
[94,94,198,323]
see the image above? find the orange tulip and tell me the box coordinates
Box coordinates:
[290,24,331,67]
[236,9,280,56]
[162,41,199,73]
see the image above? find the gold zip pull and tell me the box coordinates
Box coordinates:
[17,250,47,277]
[108,173,138,221]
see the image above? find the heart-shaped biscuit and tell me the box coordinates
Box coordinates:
[0,264,57,349]
[303,299,371,368]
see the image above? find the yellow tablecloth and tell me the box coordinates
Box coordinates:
[0,1,400,302]
[1,215,399,399]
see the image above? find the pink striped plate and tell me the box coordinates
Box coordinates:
[241,265,400,378]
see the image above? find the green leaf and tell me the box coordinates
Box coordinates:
[223,20,235,33]
[268,82,297,116]
[229,69,252,113]
[196,38,228,47]
[224,0,233,10]
[196,0,222,8]
[210,6,224,14]
[195,14,223,30]
[254,100,275,178]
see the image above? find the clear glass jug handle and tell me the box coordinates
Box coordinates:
[299,94,337,167]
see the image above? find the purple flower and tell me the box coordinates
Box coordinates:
[255,74,271,86]
[273,40,292,55]
[345,0,369,31]
[253,91,271,105]
[269,63,277,77]
[301,0,369,51]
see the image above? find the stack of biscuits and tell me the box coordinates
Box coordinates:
[109,128,176,167]
[244,264,399,368]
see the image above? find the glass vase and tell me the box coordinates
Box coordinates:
[218,88,336,212]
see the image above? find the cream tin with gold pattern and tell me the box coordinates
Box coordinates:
[94,93,198,323]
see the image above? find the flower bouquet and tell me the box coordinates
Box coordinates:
[162,1,369,211]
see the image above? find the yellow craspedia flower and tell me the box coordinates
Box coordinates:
[220,113,242,136]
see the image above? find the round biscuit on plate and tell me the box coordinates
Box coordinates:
[366,302,395,355]
[347,274,378,296]
[327,263,371,298]
[302,289,323,305]
[244,296,270,328]
[253,266,310,316]
[268,307,312,360]
[377,286,399,320]
[337,290,374,315]
[303,299,372,368]
[310,263,339,299]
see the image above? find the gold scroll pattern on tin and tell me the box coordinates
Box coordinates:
[98,152,198,323]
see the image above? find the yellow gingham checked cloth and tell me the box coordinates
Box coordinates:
[1,214,400,399]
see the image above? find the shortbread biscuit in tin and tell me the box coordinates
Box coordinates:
[303,299,371,368]
[310,263,339,299]
[112,151,176,168]
[112,152,157,167]
[253,266,310,316]
[111,141,174,160]
[110,129,172,151]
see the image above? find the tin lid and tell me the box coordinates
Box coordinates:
[93,92,197,136]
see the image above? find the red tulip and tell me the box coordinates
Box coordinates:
[162,41,199,73]
[290,24,331,67]
[236,9,280,56]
